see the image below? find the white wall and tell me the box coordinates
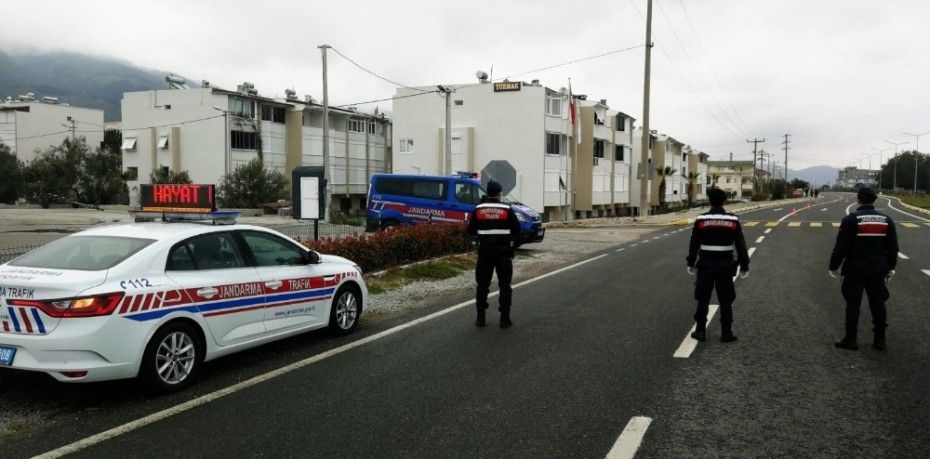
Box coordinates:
[0,102,104,163]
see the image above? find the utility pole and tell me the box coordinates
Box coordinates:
[747,138,765,192]
[63,116,76,141]
[871,146,889,191]
[438,86,453,175]
[781,133,790,182]
[903,131,929,195]
[638,0,654,218]
[318,44,331,221]
[884,139,908,191]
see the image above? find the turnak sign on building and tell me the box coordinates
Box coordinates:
[493,82,522,92]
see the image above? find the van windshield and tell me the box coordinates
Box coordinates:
[9,236,155,271]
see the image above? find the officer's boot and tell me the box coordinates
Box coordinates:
[476,307,486,328]
[720,322,737,343]
[690,321,706,341]
[873,326,886,351]
[499,308,512,329]
[834,324,858,350]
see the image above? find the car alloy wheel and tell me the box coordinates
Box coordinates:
[330,287,360,334]
[155,331,197,385]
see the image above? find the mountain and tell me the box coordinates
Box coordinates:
[0,49,188,121]
[789,165,839,187]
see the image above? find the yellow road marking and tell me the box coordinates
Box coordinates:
[765,222,779,227]
[743,221,760,227]
[832,222,841,228]
[788,222,801,227]
[925,223,930,227]
[901,222,919,228]
[810,222,822,227]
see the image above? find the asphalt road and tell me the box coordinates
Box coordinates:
[3,193,928,458]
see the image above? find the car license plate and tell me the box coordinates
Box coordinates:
[0,346,15,366]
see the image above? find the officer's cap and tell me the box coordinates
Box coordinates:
[486,180,503,196]
[857,186,877,202]
[707,187,727,206]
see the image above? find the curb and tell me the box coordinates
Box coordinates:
[889,196,930,216]
[665,197,811,226]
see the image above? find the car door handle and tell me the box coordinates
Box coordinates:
[323,275,337,281]
[196,287,218,299]
[264,280,283,290]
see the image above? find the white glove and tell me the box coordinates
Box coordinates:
[687,266,696,275]
[828,270,840,279]
[739,270,750,279]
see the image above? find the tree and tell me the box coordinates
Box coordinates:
[24,138,89,205]
[81,146,126,205]
[0,142,25,204]
[218,159,288,208]
[684,171,699,207]
[655,166,677,208]
[102,128,122,154]
[878,150,929,192]
[789,178,810,192]
[150,168,193,184]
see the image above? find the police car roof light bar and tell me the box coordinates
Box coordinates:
[130,210,241,225]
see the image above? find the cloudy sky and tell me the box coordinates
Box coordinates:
[3,0,929,170]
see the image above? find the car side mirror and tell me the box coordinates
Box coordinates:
[304,250,321,265]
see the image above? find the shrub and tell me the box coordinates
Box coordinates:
[218,159,288,208]
[0,143,24,204]
[150,168,193,184]
[304,223,470,273]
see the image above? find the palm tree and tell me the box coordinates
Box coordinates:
[655,166,677,208]
[684,171,700,207]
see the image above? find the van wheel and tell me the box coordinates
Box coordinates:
[381,220,399,230]
[140,322,203,392]
[329,285,361,334]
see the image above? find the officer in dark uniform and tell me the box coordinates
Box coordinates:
[466,180,522,328]
[686,188,750,342]
[829,187,898,351]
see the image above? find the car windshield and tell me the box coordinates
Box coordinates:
[8,236,155,271]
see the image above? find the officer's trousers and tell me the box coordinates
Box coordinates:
[841,274,888,338]
[475,248,513,313]
[694,265,737,328]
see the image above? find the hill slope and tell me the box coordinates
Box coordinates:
[0,50,186,121]
[789,165,838,187]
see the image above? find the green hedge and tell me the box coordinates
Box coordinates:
[303,223,470,273]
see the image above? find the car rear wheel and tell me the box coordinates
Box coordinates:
[329,286,361,334]
[381,220,399,230]
[140,322,203,392]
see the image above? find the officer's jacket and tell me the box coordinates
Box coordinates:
[687,207,750,270]
[466,198,521,250]
[829,205,898,276]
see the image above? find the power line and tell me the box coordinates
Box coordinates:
[653,0,748,137]
[329,47,430,93]
[495,44,646,81]
[335,90,442,108]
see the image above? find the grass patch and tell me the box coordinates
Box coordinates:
[515,248,535,258]
[365,254,476,295]
[898,195,930,211]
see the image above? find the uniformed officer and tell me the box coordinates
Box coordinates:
[829,187,899,351]
[686,187,750,342]
[466,180,522,328]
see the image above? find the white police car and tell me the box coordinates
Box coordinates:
[0,218,366,391]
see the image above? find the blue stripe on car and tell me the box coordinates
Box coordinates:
[30,308,46,334]
[8,307,21,332]
[124,288,336,322]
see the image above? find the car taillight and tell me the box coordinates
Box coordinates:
[9,292,125,318]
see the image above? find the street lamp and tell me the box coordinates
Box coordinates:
[870,146,890,191]
[884,139,909,191]
[903,131,929,195]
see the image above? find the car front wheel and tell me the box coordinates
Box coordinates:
[329,286,361,334]
[140,322,203,392]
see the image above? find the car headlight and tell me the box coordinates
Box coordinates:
[515,212,528,223]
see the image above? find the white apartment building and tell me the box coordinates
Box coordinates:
[836,166,878,188]
[392,78,637,220]
[707,157,769,198]
[687,148,709,203]
[0,93,104,163]
[121,82,391,212]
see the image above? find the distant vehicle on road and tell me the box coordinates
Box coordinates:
[0,214,366,392]
[366,173,545,243]
[792,188,806,197]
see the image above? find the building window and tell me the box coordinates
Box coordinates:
[273,107,286,123]
[230,130,257,150]
[454,100,464,106]
[399,138,414,153]
[615,114,625,131]
[121,137,137,151]
[594,112,605,126]
[125,167,138,180]
[368,123,375,135]
[614,145,625,162]
[348,120,364,133]
[726,177,731,184]
[229,97,255,118]
[545,133,562,155]
[593,140,605,158]
[157,135,169,150]
[261,105,272,121]
[546,96,561,116]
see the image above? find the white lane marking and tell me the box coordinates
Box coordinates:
[773,208,783,211]
[653,236,661,240]
[821,208,828,211]
[606,416,654,459]
[845,203,855,215]
[898,252,909,260]
[748,247,757,258]
[616,248,626,252]
[755,236,765,244]
[923,269,930,278]
[36,254,611,459]
[674,304,719,358]
[631,243,639,247]
[884,197,930,222]
[764,228,772,234]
